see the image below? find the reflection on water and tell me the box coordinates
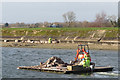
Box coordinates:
[2,47,119,78]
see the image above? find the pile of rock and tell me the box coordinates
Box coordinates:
[40,56,68,68]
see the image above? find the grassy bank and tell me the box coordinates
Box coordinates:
[1,27,118,39]
[1,27,118,30]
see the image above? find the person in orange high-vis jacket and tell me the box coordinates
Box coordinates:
[75,48,91,65]
[75,48,80,61]
[81,48,91,62]
[75,48,85,61]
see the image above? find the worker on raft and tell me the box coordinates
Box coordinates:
[75,48,91,68]
[48,37,52,43]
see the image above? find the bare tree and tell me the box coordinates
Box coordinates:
[95,11,108,23]
[107,15,117,27]
[63,11,76,27]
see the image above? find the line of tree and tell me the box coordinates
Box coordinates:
[3,11,119,28]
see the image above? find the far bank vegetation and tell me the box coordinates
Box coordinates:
[3,11,119,28]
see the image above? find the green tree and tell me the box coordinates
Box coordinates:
[4,23,9,27]
[118,18,120,27]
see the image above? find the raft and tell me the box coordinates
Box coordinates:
[17,65,114,74]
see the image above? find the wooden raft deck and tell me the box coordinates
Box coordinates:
[17,66,67,73]
[17,65,114,74]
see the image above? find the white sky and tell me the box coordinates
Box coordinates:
[1,0,119,23]
[1,0,120,2]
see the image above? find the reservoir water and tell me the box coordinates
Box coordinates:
[2,47,119,78]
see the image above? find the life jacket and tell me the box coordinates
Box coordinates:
[78,54,84,59]
[75,48,91,61]
[82,49,91,62]
[75,48,80,61]
[84,53,91,61]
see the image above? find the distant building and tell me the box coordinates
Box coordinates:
[48,23,62,28]
[42,25,46,28]
[0,24,4,27]
[0,24,4,26]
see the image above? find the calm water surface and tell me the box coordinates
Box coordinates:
[2,47,119,78]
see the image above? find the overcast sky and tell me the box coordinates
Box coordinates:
[2,2,118,23]
[1,0,119,2]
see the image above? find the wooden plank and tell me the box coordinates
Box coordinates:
[94,66,113,72]
[17,66,114,74]
[17,66,66,73]
[94,66,113,69]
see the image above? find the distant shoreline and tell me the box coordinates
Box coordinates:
[2,42,118,50]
